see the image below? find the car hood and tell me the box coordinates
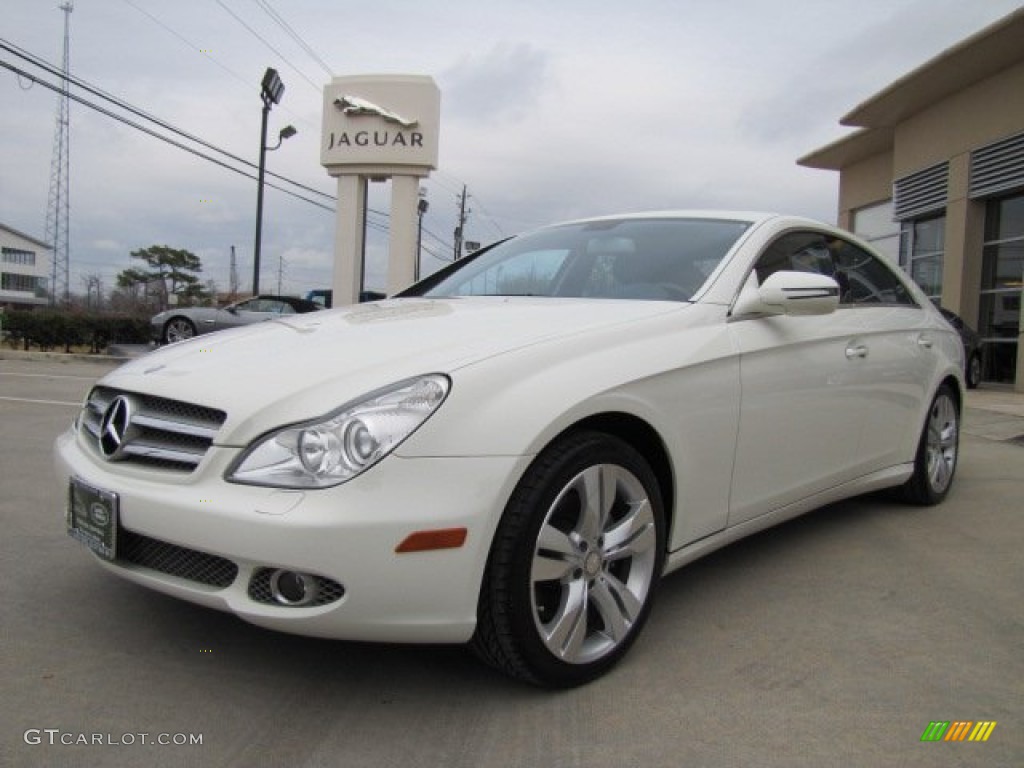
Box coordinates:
[102,297,682,444]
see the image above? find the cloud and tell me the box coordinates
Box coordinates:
[4,0,1021,300]
[442,42,550,125]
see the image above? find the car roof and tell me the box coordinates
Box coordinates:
[534,210,845,235]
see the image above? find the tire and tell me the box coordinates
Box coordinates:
[966,353,981,389]
[902,384,959,505]
[472,431,665,687]
[163,317,197,344]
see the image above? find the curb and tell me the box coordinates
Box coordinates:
[0,350,132,364]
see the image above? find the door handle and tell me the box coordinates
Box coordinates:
[845,344,868,359]
[917,335,933,349]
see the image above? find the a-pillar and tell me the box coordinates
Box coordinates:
[387,175,421,295]
[331,174,367,306]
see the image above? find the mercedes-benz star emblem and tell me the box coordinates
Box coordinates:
[99,396,134,460]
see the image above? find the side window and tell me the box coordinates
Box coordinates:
[754,232,835,284]
[832,240,917,306]
[755,231,918,307]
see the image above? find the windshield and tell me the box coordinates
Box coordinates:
[410,217,751,301]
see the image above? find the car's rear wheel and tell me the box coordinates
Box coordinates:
[903,384,959,505]
[163,317,196,344]
[966,352,982,389]
[472,432,664,687]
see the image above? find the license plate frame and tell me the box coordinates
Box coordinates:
[67,477,119,562]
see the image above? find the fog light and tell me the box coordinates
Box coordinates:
[269,570,318,606]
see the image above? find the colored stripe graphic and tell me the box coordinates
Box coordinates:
[944,721,973,741]
[920,720,996,742]
[969,722,997,742]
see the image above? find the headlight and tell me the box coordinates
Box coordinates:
[226,374,450,489]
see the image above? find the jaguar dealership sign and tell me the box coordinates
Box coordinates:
[321,75,440,175]
[320,74,441,306]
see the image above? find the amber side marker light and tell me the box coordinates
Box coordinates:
[395,528,468,553]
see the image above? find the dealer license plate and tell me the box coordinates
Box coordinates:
[67,478,119,561]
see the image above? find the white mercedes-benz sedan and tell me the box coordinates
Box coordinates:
[55,212,964,687]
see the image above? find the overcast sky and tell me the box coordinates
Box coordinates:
[2,0,1021,299]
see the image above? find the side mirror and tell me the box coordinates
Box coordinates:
[733,270,839,317]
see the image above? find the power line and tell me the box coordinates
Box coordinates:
[213,0,321,93]
[1,58,335,213]
[5,43,477,252]
[121,0,253,93]
[5,43,410,232]
[253,0,334,78]
[119,0,316,130]
[0,39,334,203]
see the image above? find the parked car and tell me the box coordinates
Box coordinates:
[151,295,322,344]
[939,308,984,389]
[57,212,963,687]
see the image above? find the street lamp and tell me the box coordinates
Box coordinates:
[415,191,429,281]
[252,67,295,295]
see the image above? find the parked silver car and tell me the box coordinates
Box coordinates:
[151,295,323,344]
[939,308,984,389]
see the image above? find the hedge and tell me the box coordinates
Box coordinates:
[1,309,150,353]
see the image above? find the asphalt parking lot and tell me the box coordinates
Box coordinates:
[1,355,1021,768]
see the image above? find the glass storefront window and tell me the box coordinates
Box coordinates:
[910,253,944,298]
[979,193,1024,385]
[984,194,1024,241]
[852,201,899,266]
[899,214,945,301]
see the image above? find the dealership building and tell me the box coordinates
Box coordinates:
[799,8,1024,391]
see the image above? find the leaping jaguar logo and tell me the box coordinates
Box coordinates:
[333,95,418,128]
[98,396,135,460]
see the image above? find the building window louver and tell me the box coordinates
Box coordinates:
[893,162,948,221]
[970,130,1024,199]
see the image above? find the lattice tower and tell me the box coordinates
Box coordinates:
[44,1,73,305]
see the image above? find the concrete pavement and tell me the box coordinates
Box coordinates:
[963,387,1024,443]
[1,355,1021,767]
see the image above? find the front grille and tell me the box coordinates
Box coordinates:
[81,386,227,472]
[248,568,346,607]
[117,529,238,588]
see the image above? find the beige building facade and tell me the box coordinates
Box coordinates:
[799,9,1024,391]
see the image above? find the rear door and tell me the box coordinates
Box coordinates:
[830,239,934,473]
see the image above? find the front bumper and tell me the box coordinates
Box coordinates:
[55,426,529,643]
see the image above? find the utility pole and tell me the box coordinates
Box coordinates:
[229,245,239,299]
[277,254,285,295]
[453,185,470,260]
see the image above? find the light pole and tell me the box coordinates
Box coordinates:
[415,191,429,282]
[253,67,295,295]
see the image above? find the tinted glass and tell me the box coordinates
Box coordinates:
[835,241,916,305]
[756,231,916,306]
[984,193,1024,241]
[417,218,751,301]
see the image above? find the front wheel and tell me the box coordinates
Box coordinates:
[472,432,665,687]
[902,384,959,505]
[163,317,196,344]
